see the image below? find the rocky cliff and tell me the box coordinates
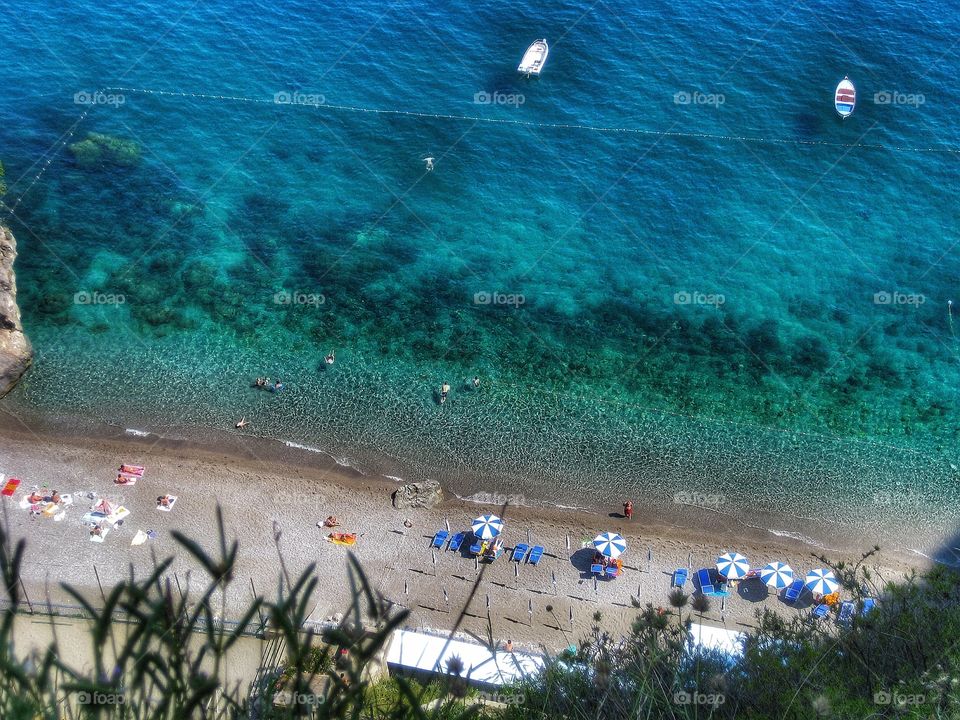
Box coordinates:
[0,227,32,397]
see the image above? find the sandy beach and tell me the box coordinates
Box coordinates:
[0,418,922,652]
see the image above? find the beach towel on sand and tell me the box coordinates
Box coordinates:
[327,532,357,546]
[89,527,110,543]
[107,506,130,524]
[131,529,148,546]
[2,478,20,497]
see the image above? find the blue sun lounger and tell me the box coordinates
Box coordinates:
[512,543,529,562]
[448,532,466,552]
[811,604,829,620]
[673,568,689,588]
[605,565,619,578]
[469,541,482,556]
[696,568,715,596]
[838,601,855,625]
[861,598,876,615]
[784,579,805,603]
[528,545,544,565]
[431,530,449,549]
[591,563,604,575]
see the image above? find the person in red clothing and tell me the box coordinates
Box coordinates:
[623,500,634,519]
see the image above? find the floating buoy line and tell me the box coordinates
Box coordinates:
[104,86,960,154]
[4,83,959,222]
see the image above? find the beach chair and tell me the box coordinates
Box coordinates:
[811,604,829,620]
[448,532,465,552]
[511,543,529,562]
[696,568,715,596]
[605,565,619,579]
[528,545,544,565]
[431,530,449,549]
[861,598,876,615]
[469,541,482,556]
[784,579,805,603]
[838,601,855,625]
[590,563,604,575]
[673,568,689,588]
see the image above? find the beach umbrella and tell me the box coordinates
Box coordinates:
[593,532,627,559]
[805,568,839,595]
[472,514,503,540]
[760,561,794,589]
[716,552,750,580]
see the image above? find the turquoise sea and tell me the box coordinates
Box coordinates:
[2,0,959,553]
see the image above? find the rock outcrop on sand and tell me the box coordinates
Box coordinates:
[0,227,32,397]
[392,480,444,510]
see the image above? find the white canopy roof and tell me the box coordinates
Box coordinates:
[386,628,544,686]
[688,622,745,656]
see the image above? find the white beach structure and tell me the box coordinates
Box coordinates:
[688,622,745,657]
[386,629,545,686]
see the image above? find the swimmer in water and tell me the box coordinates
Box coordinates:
[325,351,335,365]
[423,156,435,172]
[235,417,249,429]
[440,382,450,403]
[472,376,480,388]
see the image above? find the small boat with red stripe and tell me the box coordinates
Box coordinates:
[835,76,856,118]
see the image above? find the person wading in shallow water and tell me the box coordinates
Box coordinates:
[623,500,633,520]
[440,382,450,404]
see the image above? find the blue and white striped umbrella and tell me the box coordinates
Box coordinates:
[805,568,839,595]
[593,532,627,559]
[472,514,504,540]
[760,562,794,589]
[716,552,750,579]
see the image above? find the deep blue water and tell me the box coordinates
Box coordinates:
[1,0,959,549]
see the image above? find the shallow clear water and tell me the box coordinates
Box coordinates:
[2,0,959,545]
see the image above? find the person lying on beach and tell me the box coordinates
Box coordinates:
[90,525,103,537]
[51,490,62,504]
[323,515,340,527]
[157,496,171,508]
[28,491,46,503]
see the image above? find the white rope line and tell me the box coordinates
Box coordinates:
[1,109,90,221]
[105,86,960,154]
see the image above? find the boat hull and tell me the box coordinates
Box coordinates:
[518,39,549,76]
[835,77,856,118]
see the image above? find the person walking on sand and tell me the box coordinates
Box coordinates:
[235,417,249,429]
[505,639,514,653]
[623,500,633,519]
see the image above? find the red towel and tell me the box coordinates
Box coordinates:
[1,478,21,497]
